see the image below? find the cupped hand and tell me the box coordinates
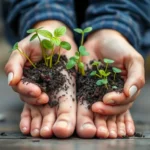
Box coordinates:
[5,20,77,105]
[83,29,145,115]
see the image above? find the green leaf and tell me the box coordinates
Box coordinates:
[41,39,53,50]
[79,46,89,56]
[83,27,92,33]
[74,52,80,60]
[106,72,111,76]
[54,26,66,37]
[30,34,38,41]
[101,79,108,84]
[112,67,122,73]
[96,80,103,86]
[27,28,37,34]
[104,58,114,64]
[90,71,97,76]
[51,37,61,46]
[92,61,101,66]
[11,42,19,51]
[66,59,76,69]
[78,62,84,69]
[60,41,71,50]
[99,69,106,76]
[46,56,51,60]
[69,56,77,62]
[74,28,83,34]
[37,30,52,39]
[112,86,118,89]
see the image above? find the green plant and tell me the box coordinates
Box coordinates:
[27,26,71,68]
[10,42,36,68]
[66,27,92,75]
[90,59,122,89]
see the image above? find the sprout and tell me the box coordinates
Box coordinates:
[112,67,122,81]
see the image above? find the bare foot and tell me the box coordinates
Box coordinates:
[76,102,135,138]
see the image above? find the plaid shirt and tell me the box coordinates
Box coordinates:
[2,0,150,57]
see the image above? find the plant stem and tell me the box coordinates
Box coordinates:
[81,68,85,76]
[95,74,101,78]
[81,32,85,46]
[49,46,54,68]
[17,49,36,68]
[113,73,116,81]
[55,46,61,65]
[36,33,48,66]
[105,63,108,72]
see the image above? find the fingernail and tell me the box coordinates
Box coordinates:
[129,85,137,97]
[110,130,117,137]
[105,100,115,104]
[22,127,27,133]
[120,130,125,136]
[99,127,107,133]
[129,129,134,135]
[8,72,13,85]
[32,129,39,136]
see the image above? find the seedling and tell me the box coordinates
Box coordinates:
[66,27,92,75]
[112,67,122,81]
[10,42,36,68]
[27,26,71,68]
[90,59,121,89]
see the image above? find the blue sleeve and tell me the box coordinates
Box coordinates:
[82,0,150,51]
[5,0,77,40]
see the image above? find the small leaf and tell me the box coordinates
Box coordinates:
[112,67,122,73]
[66,59,76,69]
[46,56,51,60]
[96,80,103,86]
[106,72,111,76]
[99,69,106,76]
[104,58,114,64]
[27,28,37,34]
[112,86,118,89]
[90,71,97,76]
[54,26,66,37]
[69,56,77,62]
[74,52,80,60]
[83,27,92,33]
[12,42,19,51]
[60,41,71,50]
[41,39,53,50]
[78,62,84,69]
[101,79,108,84]
[37,30,52,39]
[30,34,38,41]
[92,61,100,66]
[74,28,83,34]
[51,37,61,46]
[79,46,89,56]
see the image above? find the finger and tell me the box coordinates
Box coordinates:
[20,104,31,135]
[92,101,133,115]
[12,81,41,97]
[103,90,140,105]
[124,56,145,97]
[5,50,26,85]
[20,92,49,105]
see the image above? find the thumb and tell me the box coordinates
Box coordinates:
[5,49,27,86]
[124,56,145,97]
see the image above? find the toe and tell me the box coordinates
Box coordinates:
[20,104,31,135]
[77,102,96,138]
[124,110,135,136]
[107,116,117,138]
[30,106,42,137]
[94,114,109,138]
[40,104,56,138]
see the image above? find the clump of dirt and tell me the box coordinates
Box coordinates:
[77,61,124,108]
[23,54,75,107]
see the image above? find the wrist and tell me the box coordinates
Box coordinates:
[33,20,73,39]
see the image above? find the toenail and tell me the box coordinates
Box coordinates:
[32,129,39,135]
[82,123,94,129]
[56,121,68,128]
[22,127,27,132]
[99,127,107,133]
[41,126,49,132]
[110,130,117,137]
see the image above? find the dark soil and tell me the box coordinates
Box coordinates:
[23,54,75,107]
[77,61,124,108]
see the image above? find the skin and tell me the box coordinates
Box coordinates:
[5,21,145,138]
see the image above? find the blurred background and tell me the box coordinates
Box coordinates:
[0,1,150,133]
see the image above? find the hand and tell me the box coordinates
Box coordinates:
[83,29,145,115]
[5,20,77,105]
